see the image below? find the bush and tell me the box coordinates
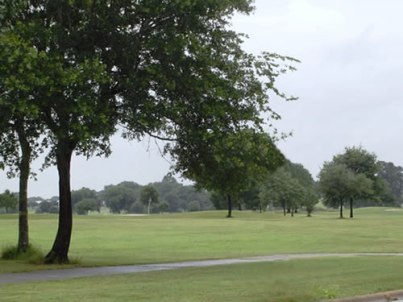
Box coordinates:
[1,244,44,264]
[75,198,99,215]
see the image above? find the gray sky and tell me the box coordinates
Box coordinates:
[1,0,403,198]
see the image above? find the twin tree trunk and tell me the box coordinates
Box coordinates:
[16,125,31,253]
[349,198,354,218]
[45,144,74,264]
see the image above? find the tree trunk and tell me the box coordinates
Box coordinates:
[45,144,74,264]
[339,200,344,219]
[282,203,286,216]
[349,198,354,218]
[16,124,31,253]
[226,194,232,218]
[291,208,294,217]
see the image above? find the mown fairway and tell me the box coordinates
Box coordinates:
[1,207,403,272]
[2,208,403,301]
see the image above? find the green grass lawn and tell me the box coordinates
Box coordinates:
[2,208,403,301]
[2,208,403,273]
[2,256,403,301]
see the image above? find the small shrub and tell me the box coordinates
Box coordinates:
[1,244,44,264]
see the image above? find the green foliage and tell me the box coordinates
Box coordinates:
[260,161,318,216]
[140,185,159,214]
[334,146,378,180]
[377,161,403,206]
[0,189,17,213]
[35,200,59,214]
[173,130,285,214]
[75,199,99,215]
[101,182,141,214]
[319,146,377,218]
[2,0,297,261]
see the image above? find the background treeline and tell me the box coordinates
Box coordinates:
[25,174,213,215]
[3,155,403,216]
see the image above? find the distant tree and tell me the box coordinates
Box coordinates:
[101,182,140,214]
[173,130,285,218]
[303,189,320,217]
[261,168,305,216]
[153,175,213,212]
[332,146,377,217]
[377,161,403,206]
[129,200,145,214]
[0,190,18,213]
[259,161,318,216]
[140,185,159,215]
[36,200,59,214]
[71,188,98,207]
[318,161,373,218]
[75,199,99,215]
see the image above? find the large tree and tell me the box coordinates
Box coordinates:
[6,0,297,263]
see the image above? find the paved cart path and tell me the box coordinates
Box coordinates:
[2,252,403,285]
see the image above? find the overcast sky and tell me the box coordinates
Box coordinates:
[1,0,403,198]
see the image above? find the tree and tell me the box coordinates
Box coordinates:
[261,167,305,216]
[173,130,285,218]
[0,190,18,213]
[140,185,159,215]
[36,200,59,214]
[318,163,352,218]
[259,161,318,216]
[8,0,297,263]
[71,187,99,210]
[75,199,99,215]
[333,146,377,217]
[0,23,48,252]
[101,182,140,214]
[377,161,403,206]
[318,161,373,218]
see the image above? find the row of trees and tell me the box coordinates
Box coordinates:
[209,160,319,217]
[0,1,294,263]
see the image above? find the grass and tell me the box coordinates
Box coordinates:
[2,208,403,301]
[1,256,403,301]
[2,208,403,273]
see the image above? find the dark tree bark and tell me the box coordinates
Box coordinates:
[226,194,232,218]
[339,200,344,219]
[349,198,354,218]
[45,143,74,264]
[17,125,32,253]
[16,124,31,253]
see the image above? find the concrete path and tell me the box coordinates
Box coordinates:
[1,252,403,285]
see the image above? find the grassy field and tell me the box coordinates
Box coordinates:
[2,257,403,301]
[2,208,403,272]
[2,208,403,301]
